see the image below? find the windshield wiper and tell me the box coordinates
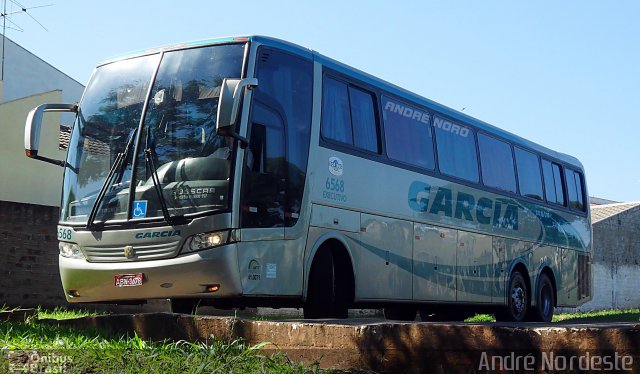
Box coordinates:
[86,128,138,229]
[144,127,186,226]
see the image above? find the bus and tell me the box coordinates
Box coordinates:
[25,35,591,322]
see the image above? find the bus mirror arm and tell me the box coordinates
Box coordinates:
[28,154,78,173]
[216,77,257,149]
[218,128,249,149]
[25,103,78,167]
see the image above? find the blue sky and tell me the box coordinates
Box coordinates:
[4,0,639,202]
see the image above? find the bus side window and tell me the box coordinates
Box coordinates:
[382,96,435,170]
[321,76,379,153]
[477,133,517,193]
[322,77,353,144]
[565,168,585,211]
[433,115,479,183]
[349,86,378,153]
[542,159,565,206]
[250,47,313,228]
[242,47,313,229]
[242,101,285,229]
[514,147,544,201]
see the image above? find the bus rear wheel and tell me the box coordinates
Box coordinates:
[495,270,529,322]
[529,273,555,322]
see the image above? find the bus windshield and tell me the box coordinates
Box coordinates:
[61,43,245,224]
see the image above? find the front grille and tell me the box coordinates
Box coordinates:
[82,240,181,262]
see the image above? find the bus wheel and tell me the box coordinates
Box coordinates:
[529,273,555,322]
[304,249,338,319]
[384,306,416,321]
[495,270,528,322]
[170,298,199,315]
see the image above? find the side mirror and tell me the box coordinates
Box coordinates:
[25,103,78,167]
[216,78,258,145]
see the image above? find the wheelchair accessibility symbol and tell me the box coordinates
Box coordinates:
[132,200,148,219]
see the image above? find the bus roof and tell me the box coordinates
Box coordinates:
[100,35,583,170]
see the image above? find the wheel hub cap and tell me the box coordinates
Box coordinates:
[511,286,526,313]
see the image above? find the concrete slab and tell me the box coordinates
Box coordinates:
[42,313,640,373]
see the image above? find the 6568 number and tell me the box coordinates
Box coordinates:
[325,177,345,192]
[57,227,72,241]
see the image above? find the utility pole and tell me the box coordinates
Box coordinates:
[0,1,50,82]
[2,0,7,81]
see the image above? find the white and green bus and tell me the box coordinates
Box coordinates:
[25,36,591,322]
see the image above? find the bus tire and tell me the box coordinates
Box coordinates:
[495,270,529,322]
[304,248,337,319]
[170,298,199,315]
[384,305,416,321]
[529,273,555,322]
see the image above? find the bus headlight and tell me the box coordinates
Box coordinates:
[59,242,84,259]
[183,230,231,253]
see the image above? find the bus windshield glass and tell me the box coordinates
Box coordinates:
[61,43,245,223]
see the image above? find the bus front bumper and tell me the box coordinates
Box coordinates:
[59,244,242,303]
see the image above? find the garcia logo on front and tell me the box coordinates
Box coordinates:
[328,156,344,176]
[135,230,181,239]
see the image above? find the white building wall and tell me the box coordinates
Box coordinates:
[0,90,66,206]
[577,263,640,311]
[0,34,84,106]
[570,205,640,311]
[0,35,85,207]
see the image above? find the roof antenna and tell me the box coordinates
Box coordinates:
[1,0,52,80]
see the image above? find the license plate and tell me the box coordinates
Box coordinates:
[114,273,144,287]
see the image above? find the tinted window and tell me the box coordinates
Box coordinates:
[242,48,313,228]
[433,115,479,182]
[565,168,585,211]
[243,103,286,228]
[350,87,378,152]
[542,159,565,205]
[382,96,435,170]
[321,77,352,144]
[321,75,379,153]
[514,147,544,200]
[478,134,516,192]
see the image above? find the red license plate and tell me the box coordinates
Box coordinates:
[114,273,144,287]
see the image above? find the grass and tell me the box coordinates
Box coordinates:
[552,308,640,323]
[36,306,106,320]
[464,308,640,323]
[2,306,638,372]
[27,305,640,324]
[0,318,323,373]
[464,314,496,323]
